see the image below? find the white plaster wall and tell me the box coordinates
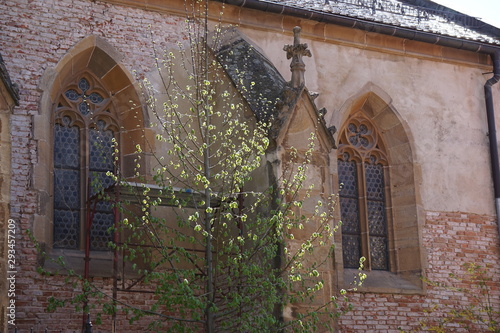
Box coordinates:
[241,27,500,216]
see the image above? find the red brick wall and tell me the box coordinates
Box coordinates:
[1,0,187,331]
[338,211,500,333]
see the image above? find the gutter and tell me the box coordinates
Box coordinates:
[217,0,500,232]
[484,52,500,233]
[218,0,500,54]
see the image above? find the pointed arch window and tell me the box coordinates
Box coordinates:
[53,74,119,251]
[338,113,391,271]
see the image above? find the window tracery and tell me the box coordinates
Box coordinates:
[53,74,118,250]
[338,112,390,271]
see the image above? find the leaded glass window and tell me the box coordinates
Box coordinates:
[53,74,118,251]
[338,156,361,269]
[338,113,390,271]
[54,118,80,249]
[89,122,116,250]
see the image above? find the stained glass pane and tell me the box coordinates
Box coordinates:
[65,89,80,101]
[90,171,115,197]
[54,124,79,168]
[342,235,361,269]
[339,160,360,234]
[79,102,90,115]
[365,163,384,200]
[95,199,112,212]
[79,78,90,92]
[54,123,80,249]
[338,160,358,198]
[91,212,114,250]
[365,162,389,270]
[367,201,386,236]
[90,128,114,171]
[339,159,362,269]
[340,197,360,234]
[89,126,115,251]
[360,137,369,148]
[370,236,388,270]
[348,134,358,146]
[368,201,387,231]
[54,169,80,210]
[89,92,104,104]
[53,210,79,249]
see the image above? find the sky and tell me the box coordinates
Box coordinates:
[432,0,500,29]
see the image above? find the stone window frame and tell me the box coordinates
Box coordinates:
[333,83,425,294]
[337,111,393,272]
[53,71,120,251]
[34,36,151,276]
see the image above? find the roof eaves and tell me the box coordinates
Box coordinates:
[399,0,500,37]
[218,0,500,54]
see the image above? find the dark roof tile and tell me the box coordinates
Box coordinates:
[263,0,500,44]
[213,28,286,122]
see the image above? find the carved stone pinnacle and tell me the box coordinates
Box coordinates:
[283,26,311,88]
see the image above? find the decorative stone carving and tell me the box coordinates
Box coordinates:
[283,26,311,88]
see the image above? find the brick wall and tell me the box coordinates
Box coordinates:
[1,0,188,331]
[338,211,500,333]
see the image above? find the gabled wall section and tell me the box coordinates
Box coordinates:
[271,87,338,321]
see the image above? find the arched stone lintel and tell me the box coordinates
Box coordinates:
[38,35,147,125]
[336,82,417,164]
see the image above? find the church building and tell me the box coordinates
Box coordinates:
[1,0,500,331]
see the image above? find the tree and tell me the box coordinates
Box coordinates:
[36,0,365,331]
[403,263,500,333]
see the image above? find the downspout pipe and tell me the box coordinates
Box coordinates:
[484,51,500,235]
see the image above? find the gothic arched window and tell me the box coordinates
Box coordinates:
[53,73,119,251]
[338,112,391,271]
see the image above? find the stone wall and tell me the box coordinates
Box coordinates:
[0,62,18,333]
[1,0,187,331]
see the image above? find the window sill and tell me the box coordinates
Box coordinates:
[343,269,424,295]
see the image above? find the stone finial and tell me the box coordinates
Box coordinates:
[309,91,320,100]
[283,26,311,88]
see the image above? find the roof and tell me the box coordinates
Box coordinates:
[213,28,286,122]
[223,0,500,47]
[213,27,336,147]
[0,54,19,105]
